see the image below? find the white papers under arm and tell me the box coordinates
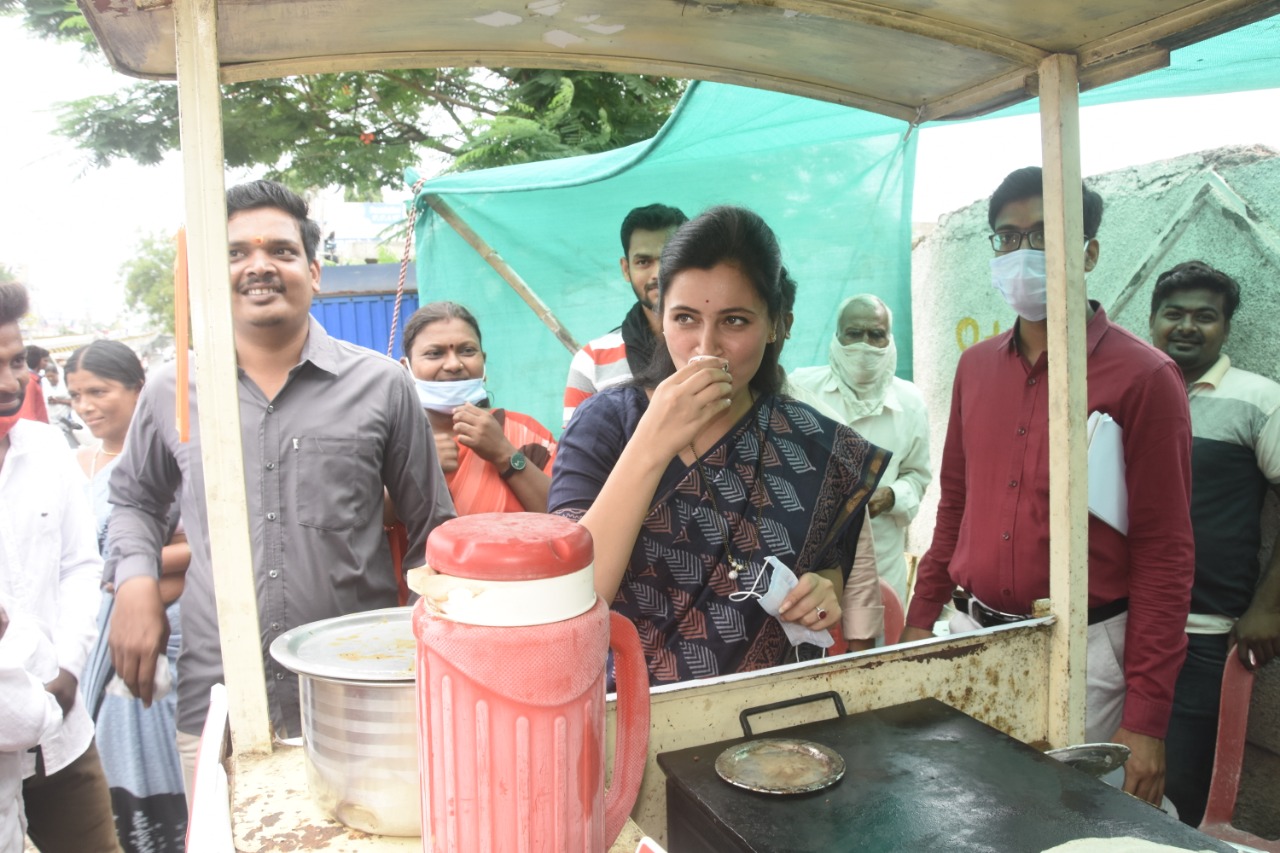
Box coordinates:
[1086,411,1128,535]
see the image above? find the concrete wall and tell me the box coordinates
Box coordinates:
[907,145,1280,569]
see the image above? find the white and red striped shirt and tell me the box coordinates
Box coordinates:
[562,328,634,427]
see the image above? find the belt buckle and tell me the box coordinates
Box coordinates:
[970,596,1026,628]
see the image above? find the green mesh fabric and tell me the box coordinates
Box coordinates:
[408,81,915,434]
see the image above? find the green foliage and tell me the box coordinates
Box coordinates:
[0,263,17,284]
[6,0,685,194]
[120,232,178,334]
[0,0,91,45]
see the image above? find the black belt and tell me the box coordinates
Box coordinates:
[953,591,1128,628]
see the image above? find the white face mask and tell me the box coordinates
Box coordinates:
[829,338,894,387]
[990,249,1048,322]
[413,377,488,413]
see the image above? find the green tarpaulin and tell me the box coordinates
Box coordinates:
[409,83,915,432]
[407,12,1280,434]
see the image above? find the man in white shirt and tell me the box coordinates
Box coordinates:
[788,294,932,604]
[1,599,64,853]
[0,282,118,853]
[41,362,82,448]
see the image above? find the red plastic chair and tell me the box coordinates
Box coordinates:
[880,578,905,646]
[1197,646,1280,851]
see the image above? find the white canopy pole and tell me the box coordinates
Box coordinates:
[174,0,273,755]
[1039,53,1089,748]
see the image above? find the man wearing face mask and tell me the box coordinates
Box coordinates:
[901,167,1195,810]
[788,294,931,604]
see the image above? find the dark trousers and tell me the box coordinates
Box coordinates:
[1164,632,1230,827]
[23,740,122,853]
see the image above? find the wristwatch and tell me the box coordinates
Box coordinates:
[499,449,527,480]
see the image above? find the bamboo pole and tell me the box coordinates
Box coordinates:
[174,0,273,755]
[1039,52,1090,749]
[423,194,581,354]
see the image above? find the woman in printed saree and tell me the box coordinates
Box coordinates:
[403,301,557,515]
[549,205,891,685]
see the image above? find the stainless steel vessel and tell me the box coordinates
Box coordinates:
[269,608,420,837]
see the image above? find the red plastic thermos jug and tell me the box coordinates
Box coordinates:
[413,513,650,852]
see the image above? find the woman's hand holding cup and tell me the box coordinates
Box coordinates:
[639,355,734,458]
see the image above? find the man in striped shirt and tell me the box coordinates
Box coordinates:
[1149,260,1280,826]
[562,204,687,427]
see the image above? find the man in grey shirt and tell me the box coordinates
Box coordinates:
[106,181,455,757]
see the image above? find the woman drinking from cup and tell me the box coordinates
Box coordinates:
[549,206,889,684]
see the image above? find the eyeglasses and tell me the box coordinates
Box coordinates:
[989,229,1045,252]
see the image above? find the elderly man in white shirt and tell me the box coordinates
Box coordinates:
[0,282,118,853]
[788,294,932,605]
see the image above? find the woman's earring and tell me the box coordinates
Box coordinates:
[767,331,777,343]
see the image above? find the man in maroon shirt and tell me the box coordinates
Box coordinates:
[900,167,1195,807]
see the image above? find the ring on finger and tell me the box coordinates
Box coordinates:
[816,607,828,621]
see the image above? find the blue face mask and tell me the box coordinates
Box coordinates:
[413,377,488,413]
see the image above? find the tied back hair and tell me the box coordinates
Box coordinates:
[402,301,483,355]
[64,340,146,390]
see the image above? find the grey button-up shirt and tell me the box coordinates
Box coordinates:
[107,318,455,735]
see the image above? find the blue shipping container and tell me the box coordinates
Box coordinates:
[309,264,419,360]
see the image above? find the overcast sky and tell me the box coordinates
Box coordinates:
[2,17,1278,326]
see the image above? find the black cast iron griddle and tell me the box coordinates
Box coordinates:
[657,697,1232,853]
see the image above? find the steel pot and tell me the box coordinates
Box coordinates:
[270,608,420,837]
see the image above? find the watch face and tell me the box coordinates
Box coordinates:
[510,450,527,470]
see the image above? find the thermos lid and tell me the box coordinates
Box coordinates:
[426,512,593,581]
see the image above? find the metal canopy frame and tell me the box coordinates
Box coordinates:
[82,0,1280,121]
[75,0,1276,765]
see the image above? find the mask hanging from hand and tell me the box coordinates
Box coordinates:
[990,249,1048,322]
[413,377,488,413]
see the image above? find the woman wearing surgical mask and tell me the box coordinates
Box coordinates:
[402,302,556,514]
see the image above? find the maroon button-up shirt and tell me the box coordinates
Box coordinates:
[907,305,1194,738]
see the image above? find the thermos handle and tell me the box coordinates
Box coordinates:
[604,611,650,847]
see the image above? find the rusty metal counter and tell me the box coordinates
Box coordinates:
[657,698,1231,852]
[226,745,647,851]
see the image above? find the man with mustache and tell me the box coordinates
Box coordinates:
[0,282,118,852]
[1148,260,1280,826]
[105,181,455,794]
[562,203,687,427]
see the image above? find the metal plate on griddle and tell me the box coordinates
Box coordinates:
[715,738,845,795]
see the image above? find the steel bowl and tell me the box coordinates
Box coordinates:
[270,608,420,837]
